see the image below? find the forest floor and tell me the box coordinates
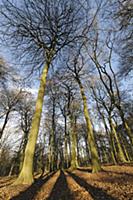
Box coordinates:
[0,165,133,200]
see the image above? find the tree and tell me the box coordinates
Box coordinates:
[90,80,128,163]
[108,0,133,76]
[0,0,84,184]
[66,45,101,173]
[116,0,133,76]
[85,28,133,146]
[0,88,22,139]
[16,91,35,171]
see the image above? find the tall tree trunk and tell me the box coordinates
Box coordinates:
[70,116,78,169]
[102,115,117,164]
[84,135,91,165]
[49,100,56,172]
[118,132,130,162]
[8,162,15,177]
[120,113,133,145]
[14,62,50,185]
[77,79,101,173]
[64,115,69,168]
[109,131,118,164]
[109,118,127,163]
[48,134,52,172]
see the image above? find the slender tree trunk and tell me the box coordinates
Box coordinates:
[51,100,57,171]
[109,118,127,163]
[48,131,55,172]
[119,133,130,162]
[110,64,133,145]
[102,118,116,164]
[8,162,15,177]
[77,135,81,166]
[102,116,117,164]
[0,110,10,139]
[51,131,55,171]
[91,86,117,164]
[14,62,50,185]
[121,116,133,145]
[48,135,52,172]
[99,137,108,163]
[84,135,91,165]
[64,116,69,168]
[109,132,117,164]
[77,79,101,173]
[70,116,78,169]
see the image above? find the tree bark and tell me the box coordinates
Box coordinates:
[77,78,101,173]
[109,118,127,163]
[70,116,78,169]
[64,115,69,168]
[14,62,50,185]
[0,110,10,139]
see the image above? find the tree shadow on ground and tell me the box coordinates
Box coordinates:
[11,172,56,200]
[100,170,133,184]
[105,170,133,177]
[67,171,117,200]
[0,177,15,188]
[0,181,14,189]
[77,168,92,173]
[47,170,74,200]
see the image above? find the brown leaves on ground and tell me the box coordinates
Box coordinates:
[0,165,133,200]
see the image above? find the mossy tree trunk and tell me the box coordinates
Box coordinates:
[122,117,133,145]
[14,61,50,185]
[70,115,78,169]
[77,78,101,173]
[118,132,130,162]
[109,118,127,163]
[102,116,117,164]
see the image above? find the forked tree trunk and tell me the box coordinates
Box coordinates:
[118,132,130,162]
[109,118,127,163]
[14,62,50,185]
[77,79,101,173]
[103,119,117,164]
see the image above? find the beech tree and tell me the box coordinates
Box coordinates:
[90,82,127,163]
[16,91,35,171]
[0,0,84,184]
[115,0,133,76]
[66,45,101,173]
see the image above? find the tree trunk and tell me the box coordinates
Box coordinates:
[123,119,133,145]
[14,62,50,185]
[70,116,78,169]
[109,118,127,163]
[77,79,101,173]
[8,162,15,177]
[120,135,130,162]
[64,115,69,168]
[102,115,117,164]
[0,110,10,139]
